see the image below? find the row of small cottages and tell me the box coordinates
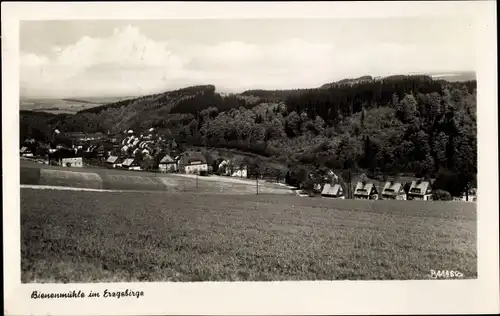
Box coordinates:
[320,180,446,201]
[106,151,209,174]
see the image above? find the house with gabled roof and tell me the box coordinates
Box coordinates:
[354,181,379,200]
[122,158,141,171]
[159,154,178,173]
[381,181,407,200]
[106,155,123,168]
[177,151,208,174]
[321,182,345,199]
[407,180,433,201]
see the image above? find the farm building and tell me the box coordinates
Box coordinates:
[321,183,345,199]
[381,181,407,200]
[407,180,433,201]
[20,146,34,157]
[177,151,208,174]
[159,155,178,173]
[60,157,83,168]
[122,158,141,171]
[354,181,379,200]
[106,156,122,168]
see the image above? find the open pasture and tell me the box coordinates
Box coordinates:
[21,188,477,282]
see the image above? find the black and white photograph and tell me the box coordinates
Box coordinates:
[3,1,499,315]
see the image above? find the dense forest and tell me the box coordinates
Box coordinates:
[20,75,477,196]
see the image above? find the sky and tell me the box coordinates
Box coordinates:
[19,18,477,98]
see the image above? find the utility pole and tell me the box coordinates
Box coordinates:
[196,171,199,189]
[256,174,259,195]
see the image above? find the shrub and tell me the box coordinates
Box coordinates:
[432,189,452,201]
[199,170,208,176]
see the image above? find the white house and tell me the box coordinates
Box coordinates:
[106,156,122,168]
[353,181,378,200]
[321,183,345,199]
[122,158,141,170]
[177,151,208,174]
[218,160,230,175]
[159,155,178,173]
[381,181,407,200]
[407,180,433,201]
[231,167,248,178]
[60,157,83,168]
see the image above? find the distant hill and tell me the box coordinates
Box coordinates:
[319,71,476,89]
[427,71,476,82]
[74,84,263,133]
[61,98,102,104]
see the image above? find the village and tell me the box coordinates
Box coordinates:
[19,127,477,203]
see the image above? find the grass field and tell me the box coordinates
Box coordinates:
[20,96,134,114]
[21,188,477,282]
[20,159,293,195]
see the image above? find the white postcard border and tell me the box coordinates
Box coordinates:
[2,2,498,315]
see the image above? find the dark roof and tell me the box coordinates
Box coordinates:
[160,155,175,164]
[178,151,207,165]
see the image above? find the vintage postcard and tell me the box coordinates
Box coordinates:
[2,1,499,315]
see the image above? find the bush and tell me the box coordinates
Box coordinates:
[432,189,452,201]
[199,170,208,176]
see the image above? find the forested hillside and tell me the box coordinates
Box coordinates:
[20,75,477,195]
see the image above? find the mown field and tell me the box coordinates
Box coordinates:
[21,189,477,282]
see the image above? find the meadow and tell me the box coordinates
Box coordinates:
[20,161,293,195]
[21,188,477,282]
[20,96,133,114]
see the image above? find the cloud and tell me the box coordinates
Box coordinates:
[20,25,475,98]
